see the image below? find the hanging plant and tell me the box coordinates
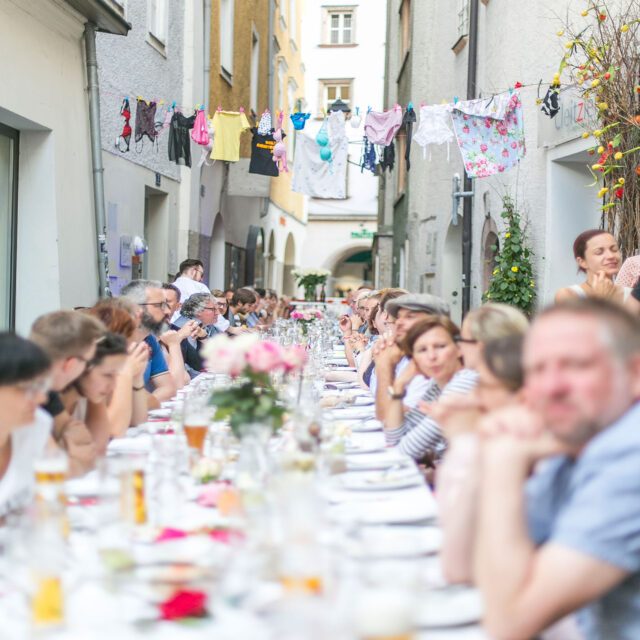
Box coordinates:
[482,196,536,315]
[553,0,640,256]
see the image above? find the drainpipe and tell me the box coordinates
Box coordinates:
[84,22,110,298]
[268,0,275,114]
[461,0,479,317]
[203,0,211,109]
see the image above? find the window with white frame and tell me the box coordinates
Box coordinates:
[320,80,352,114]
[457,0,470,38]
[326,8,355,45]
[250,31,260,113]
[148,0,167,44]
[220,0,235,79]
[289,0,296,41]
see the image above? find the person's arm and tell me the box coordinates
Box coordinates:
[554,287,578,303]
[84,401,113,455]
[373,342,404,422]
[357,347,374,390]
[159,330,188,392]
[384,359,419,432]
[475,436,627,639]
[151,371,176,402]
[106,342,149,436]
[52,411,98,477]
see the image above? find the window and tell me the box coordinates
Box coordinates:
[148,0,167,45]
[0,124,18,329]
[325,8,355,45]
[457,0,470,37]
[400,0,411,57]
[250,31,260,113]
[220,0,235,80]
[320,80,352,114]
[289,0,296,41]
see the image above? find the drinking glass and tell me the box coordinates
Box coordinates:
[182,389,213,457]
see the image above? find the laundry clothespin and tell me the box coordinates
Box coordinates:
[217,105,222,112]
[239,106,245,113]
[514,81,523,89]
[171,101,177,111]
[407,101,414,111]
[453,96,459,105]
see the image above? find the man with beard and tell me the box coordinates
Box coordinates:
[120,280,177,404]
[476,298,640,640]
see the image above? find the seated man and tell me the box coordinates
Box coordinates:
[172,292,220,376]
[229,288,258,328]
[476,298,640,639]
[30,310,106,475]
[372,293,448,422]
[120,279,178,404]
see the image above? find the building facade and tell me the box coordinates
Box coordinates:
[298,0,386,296]
[376,0,601,322]
[0,0,129,333]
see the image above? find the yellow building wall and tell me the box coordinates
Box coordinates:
[269,0,305,223]
[209,0,270,158]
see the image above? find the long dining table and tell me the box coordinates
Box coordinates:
[0,340,488,639]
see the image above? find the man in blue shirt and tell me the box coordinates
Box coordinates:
[475,298,640,640]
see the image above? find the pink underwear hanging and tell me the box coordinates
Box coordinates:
[364,105,403,146]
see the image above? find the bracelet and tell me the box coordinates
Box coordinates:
[132,384,145,391]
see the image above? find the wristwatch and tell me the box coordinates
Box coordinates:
[387,386,406,400]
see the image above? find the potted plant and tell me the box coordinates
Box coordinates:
[291,268,331,301]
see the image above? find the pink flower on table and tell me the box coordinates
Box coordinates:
[282,345,308,372]
[202,335,246,377]
[246,340,284,374]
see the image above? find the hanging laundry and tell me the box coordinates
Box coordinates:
[249,127,282,177]
[364,105,403,146]
[168,111,196,167]
[290,112,310,131]
[351,107,362,129]
[191,108,210,146]
[541,85,561,119]
[451,92,526,179]
[272,111,288,173]
[154,104,166,134]
[379,141,395,172]
[413,104,455,159]
[257,110,272,135]
[360,136,377,174]
[116,98,132,153]
[135,99,158,149]
[292,110,348,199]
[210,109,251,162]
[198,117,216,168]
[402,105,417,171]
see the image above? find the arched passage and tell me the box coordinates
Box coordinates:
[328,246,372,297]
[282,233,296,296]
[443,222,463,325]
[208,213,225,290]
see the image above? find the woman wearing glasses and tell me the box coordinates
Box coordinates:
[0,333,53,520]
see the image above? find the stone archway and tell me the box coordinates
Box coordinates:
[325,244,373,297]
[442,222,463,325]
[481,217,500,294]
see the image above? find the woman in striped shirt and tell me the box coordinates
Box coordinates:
[384,316,478,460]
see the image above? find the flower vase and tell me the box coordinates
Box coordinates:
[303,283,317,302]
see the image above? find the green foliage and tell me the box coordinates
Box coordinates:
[210,372,286,438]
[482,196,536,315]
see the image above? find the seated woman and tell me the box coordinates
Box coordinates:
[87,300,149,436]
[0,333,53,520]
[60,333,129,454]
[555,229,640,312]
[384,317,478,460]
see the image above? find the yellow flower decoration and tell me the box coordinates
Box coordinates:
[618,177,626,185]
[614,152,623,161]
[593,129,603,137]
[557,29,565,37]
[597,187,609,198]
[597,146,605,154]
[592,164,602,170]
[582,132,591,139]
[505,232,511,238]
[581,9,589,16]
[492,268,500,276]
[591,79,601,88]
[511,266,519,273]
[622,24,630,33]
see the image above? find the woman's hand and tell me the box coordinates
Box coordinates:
[177,320,200,341]
[393,359,418,391]
[587,270,617,299]
[339,315,352,335]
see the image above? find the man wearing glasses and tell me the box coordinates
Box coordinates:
[172,259,210,308]
[120,280,177,404]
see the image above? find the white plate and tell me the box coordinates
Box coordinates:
[338,471,423,490]
[415,587,483,628]
[345,444,386,455]
[148,408,171,419]
[330,407,375,419]
[328,497,436,525]
[351,526,442,558]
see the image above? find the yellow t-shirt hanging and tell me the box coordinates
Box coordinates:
[211,111,251,162]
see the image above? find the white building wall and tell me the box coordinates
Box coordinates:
[298,0,386,291]
[0,0,100,332]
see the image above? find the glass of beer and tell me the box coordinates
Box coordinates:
[182,391,212,456]
[34,446,69,504]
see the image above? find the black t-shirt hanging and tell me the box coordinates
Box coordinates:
[249,128,285,177]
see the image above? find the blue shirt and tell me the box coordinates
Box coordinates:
[143,335,169,389]
[526,402,640,640]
